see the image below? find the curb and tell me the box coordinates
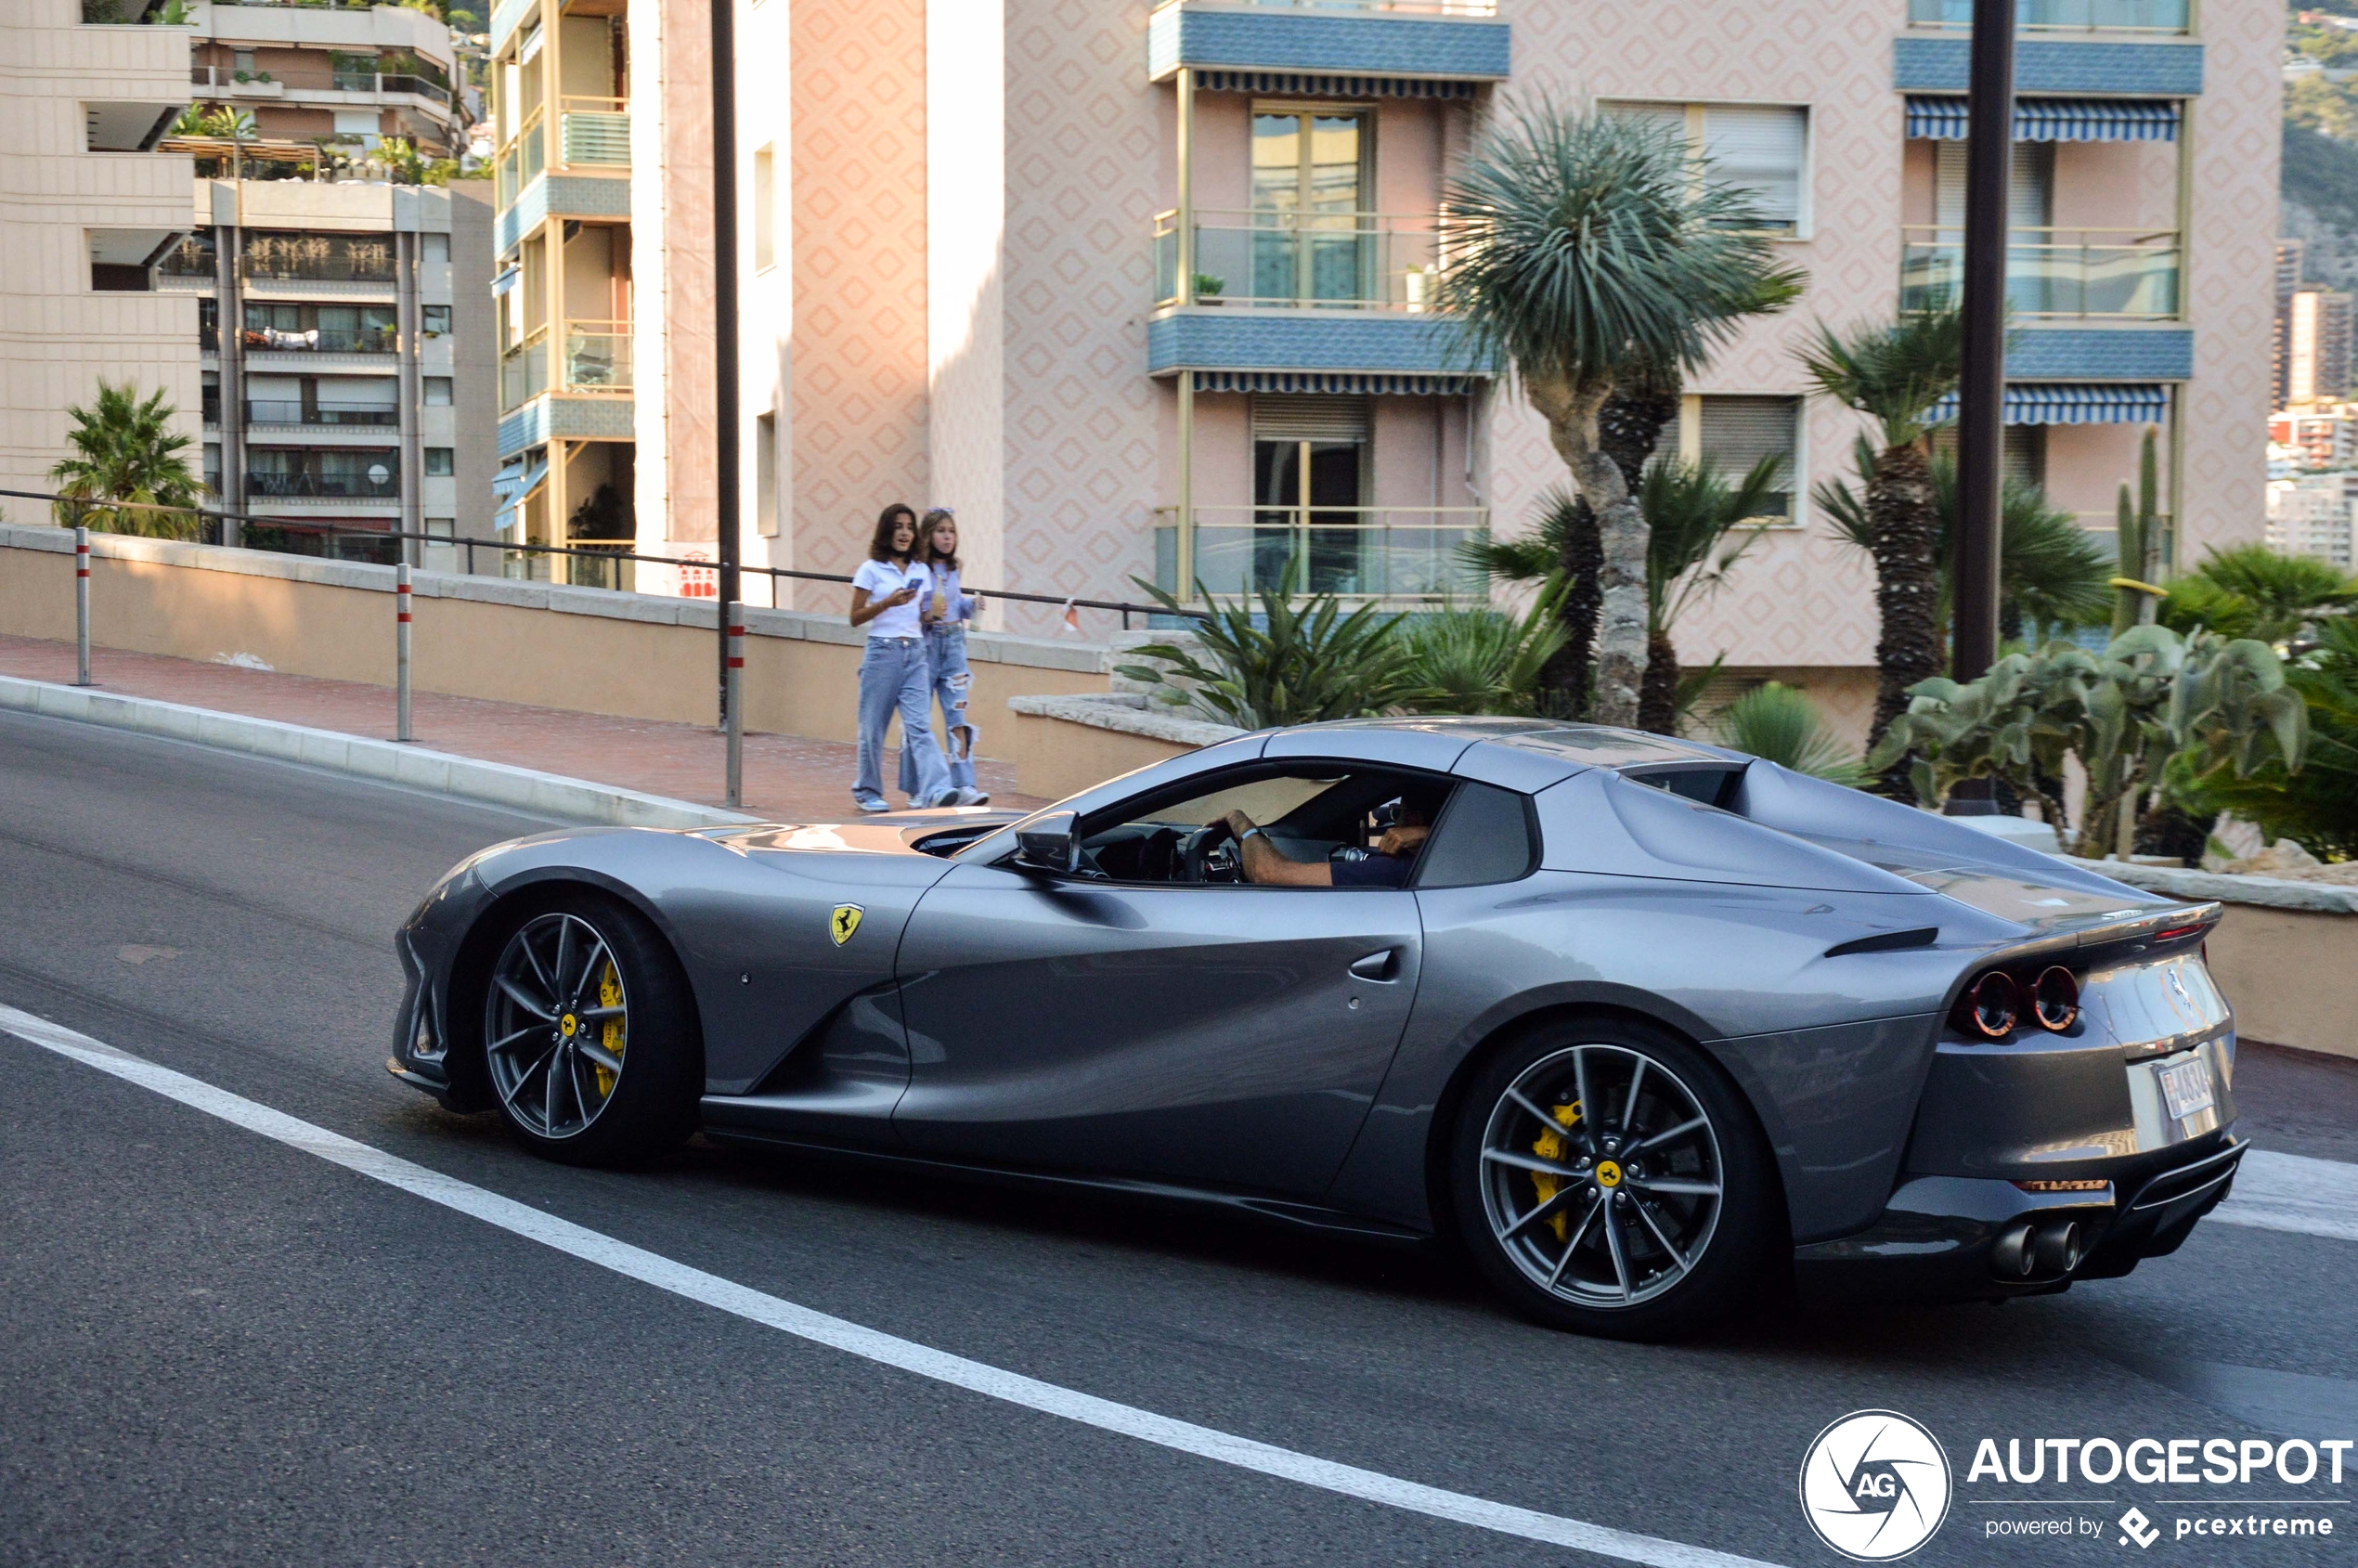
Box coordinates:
[0,676,759,832]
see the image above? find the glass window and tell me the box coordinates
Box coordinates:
[422,305,452,335]
[1415,783,1537,888]
[1606,102,1808,236]
[1250,109,1368,306]
[425,447,455,476]
[1076,764,1454,888]
[424,376,453,406]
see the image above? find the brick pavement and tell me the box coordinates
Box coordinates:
[0,634,1042,820]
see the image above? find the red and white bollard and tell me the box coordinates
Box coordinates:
[72,525,92,688]
[395,562,414,742]
[724,601,744,808]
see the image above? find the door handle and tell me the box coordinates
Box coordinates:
[1349,949,1399,982]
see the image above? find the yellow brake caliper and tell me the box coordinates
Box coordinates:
[593,959,625,1098]
[1531,1099,1582,1241]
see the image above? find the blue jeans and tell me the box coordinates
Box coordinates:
[855,637,951,808]
[900,626,978,797]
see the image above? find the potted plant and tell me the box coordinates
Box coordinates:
[1192,273,1225,306]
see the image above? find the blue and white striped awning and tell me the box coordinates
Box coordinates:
[1905,96,2181,143]
[490,455,547,534]
[1925,382,2171,427]
[1197,71,1479,101]
[1193,370,1484,396]
[490,265,520,299]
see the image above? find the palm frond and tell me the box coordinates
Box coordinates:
[1641,453,1785,630]
[1712,681,1871,786]
[1798,305,1965,447]
[1436,99,1805,388]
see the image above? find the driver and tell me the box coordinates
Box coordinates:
[1213,805,1429,888]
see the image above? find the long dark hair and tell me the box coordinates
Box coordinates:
[868,502,917,563]
[919,507,960,572]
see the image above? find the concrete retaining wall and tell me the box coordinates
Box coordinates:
[0,525,1110,753]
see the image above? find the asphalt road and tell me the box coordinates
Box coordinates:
[2,706,2353,1568]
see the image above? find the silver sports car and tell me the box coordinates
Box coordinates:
[389,719,2245,1339]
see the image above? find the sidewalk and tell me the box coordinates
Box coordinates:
[0,634,1043,821]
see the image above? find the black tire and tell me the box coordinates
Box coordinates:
[477,890,700,1166]
[1448,1016,1779,1341]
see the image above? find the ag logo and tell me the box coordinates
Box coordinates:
[829,904,863,946]
[1799,1410,1952,1562]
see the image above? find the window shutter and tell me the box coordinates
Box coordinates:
[1699,395,1799,518]
[1934,139,2053,230]
[1704,106,1806,230]
[1251,395,1370,444]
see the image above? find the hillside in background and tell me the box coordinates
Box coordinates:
[2287,3,2358,287]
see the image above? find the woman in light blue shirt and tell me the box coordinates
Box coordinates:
[900,507,989,806]
[848,503,952,812]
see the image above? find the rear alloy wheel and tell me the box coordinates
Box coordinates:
[481,895,697,1165]
[1452,1020,1776,1340]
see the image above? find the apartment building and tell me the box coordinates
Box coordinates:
[2265,471,2358,570]
[187,0,474,160]
[157,175,499,563]
[2272,405,2358,469]
[2286,284,2356,406]
[490,0,2274,732]
[1,0,198,508]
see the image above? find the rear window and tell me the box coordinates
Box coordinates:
[1415,782,1537,888]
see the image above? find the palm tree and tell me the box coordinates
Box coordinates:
[1798,306,1965,762]
[1440,104,1801,727]
[1817,438,2115,644]
[48,382,204,539]
[2160,544,2358,648]
[1637,454,1785,732]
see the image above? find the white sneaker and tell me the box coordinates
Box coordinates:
[853,798,890,814]
[955,787,990,806]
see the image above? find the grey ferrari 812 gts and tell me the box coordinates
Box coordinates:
[389,719,2244,1339]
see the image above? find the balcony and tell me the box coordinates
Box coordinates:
[242,400,401,427]
[501,321,632,411]
[242,236,397,284]
[1906,0,2190,32]
[247,468,399,499]
[498,108,548,206]
[1899,227,2181,320]
[1155,210,1445,313]
[190,64,455,110]
[1154,505,1488,604]
[243,326,398,354]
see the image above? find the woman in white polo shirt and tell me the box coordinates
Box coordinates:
[848,503,952,812]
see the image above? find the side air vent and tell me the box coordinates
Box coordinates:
[1822,927,1939,958]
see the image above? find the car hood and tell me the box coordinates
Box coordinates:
[696,808,1028,858]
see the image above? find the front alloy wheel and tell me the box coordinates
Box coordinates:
[476,893,699,1165]
[486,910,630,1140]
[1453,1020,1775,1339]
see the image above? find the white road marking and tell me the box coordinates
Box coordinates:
[2212,1148,2358,1244]
[0,1003,1776,1568]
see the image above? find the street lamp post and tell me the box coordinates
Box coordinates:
[710,0,744,805]
[1952,0,2015,683]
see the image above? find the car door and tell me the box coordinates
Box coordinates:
[890,796,1426,1199]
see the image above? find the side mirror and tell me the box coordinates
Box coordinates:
[1011,810,1081,875]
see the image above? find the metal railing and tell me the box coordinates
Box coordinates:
[560,97,630,167]
[1906,0,2191,32]
[242,325,400,354]
[1900,226,2182,320]
[1154,505,1488,604]
[237,400,403,427]
[190,64,457,109]
[1155,209,1449,313]
[0,488,1200,629]
[500,327,548,409]
[246,469,401,499]
[239,236,398,284]
[497,107,547,205]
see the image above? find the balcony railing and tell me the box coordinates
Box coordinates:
[241,239,397,284]
[1156,0,1499,14]
[1899,227,2181,320]
[1906,0,2190,32]
[242,401,402,427]
[560,97,629,167]
[502,320,632,408]
[1154,505,1488,603]
[242,326,399,354]
[1155,210,1448,313]
[190,64,455,109]
[247,469,400,499]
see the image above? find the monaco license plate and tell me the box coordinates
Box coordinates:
[2158,1056,2216,1121]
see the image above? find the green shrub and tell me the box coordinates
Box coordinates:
[1120,564,1421,729]
[1711,682,1869,787]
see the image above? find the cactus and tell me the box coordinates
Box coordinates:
[2110,427,2164,637]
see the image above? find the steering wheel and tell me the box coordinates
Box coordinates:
[1179,822,1240,884]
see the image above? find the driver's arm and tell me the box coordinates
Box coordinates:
[1216,810,1332,888]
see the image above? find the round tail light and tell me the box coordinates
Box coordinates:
[1966,971,2019,1040]
[2032,966,2080,1032]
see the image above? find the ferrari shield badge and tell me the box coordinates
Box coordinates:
[829,904,863,946]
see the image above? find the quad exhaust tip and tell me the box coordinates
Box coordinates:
[1991,1220,2084,1278]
